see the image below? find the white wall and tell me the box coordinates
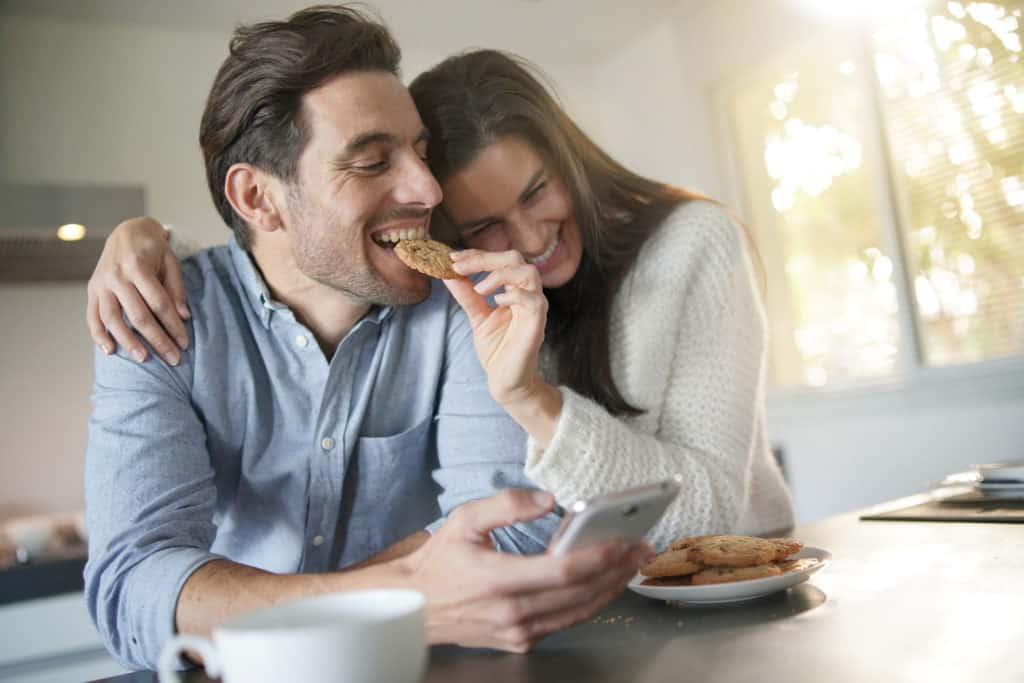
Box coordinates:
[585,18,722,197]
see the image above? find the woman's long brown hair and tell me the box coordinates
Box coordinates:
[410,50,707,416]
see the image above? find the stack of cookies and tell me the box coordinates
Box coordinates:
[640,534,816,586]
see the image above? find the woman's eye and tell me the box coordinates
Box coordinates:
[463,222,499,240]
[523,182,547,203]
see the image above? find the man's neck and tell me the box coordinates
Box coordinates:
[250,241,370,356]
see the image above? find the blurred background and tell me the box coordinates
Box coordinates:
[1,0,1022,679]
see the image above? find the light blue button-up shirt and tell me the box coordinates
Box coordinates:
[84,238,556,669]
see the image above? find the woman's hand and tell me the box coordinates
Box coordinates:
[445,249,563,446]
[446,249,550,404]
[86,217,189,365]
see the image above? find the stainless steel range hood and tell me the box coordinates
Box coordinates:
[0,182,145,282]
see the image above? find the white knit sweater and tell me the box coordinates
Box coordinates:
[525,200,795,550]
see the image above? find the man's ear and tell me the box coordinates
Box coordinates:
[224,163,286,235]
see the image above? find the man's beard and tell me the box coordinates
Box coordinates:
[288,193,430,307]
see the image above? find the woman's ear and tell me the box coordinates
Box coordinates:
[223,163,285,235]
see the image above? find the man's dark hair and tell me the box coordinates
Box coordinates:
[200,5,401,249]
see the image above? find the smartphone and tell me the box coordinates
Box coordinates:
[548,478,681,556]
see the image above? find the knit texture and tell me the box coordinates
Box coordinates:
[525,201,795,550]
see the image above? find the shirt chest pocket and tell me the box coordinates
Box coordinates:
[352,415,439,548]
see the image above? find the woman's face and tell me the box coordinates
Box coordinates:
[439,136,583,289]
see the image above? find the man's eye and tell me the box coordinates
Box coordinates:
[357,161,389,173]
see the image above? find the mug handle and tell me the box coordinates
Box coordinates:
[157,634,222,683]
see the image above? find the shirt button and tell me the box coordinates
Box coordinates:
[312,535,325,547]
[294,334,309,348]
[321,436,335,451]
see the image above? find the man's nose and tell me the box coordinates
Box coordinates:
[395,154,442,209]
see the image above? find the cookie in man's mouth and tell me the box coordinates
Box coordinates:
[394,238,462,280]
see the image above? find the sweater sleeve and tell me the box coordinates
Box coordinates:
[524,203,778,550]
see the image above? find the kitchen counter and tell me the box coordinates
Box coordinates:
[0,546,87,605]
[88,507,1024,683]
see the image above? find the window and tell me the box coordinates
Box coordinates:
[726,1,1024,390]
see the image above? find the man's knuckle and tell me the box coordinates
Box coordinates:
[498,488,519,505]
[496,602,522,626]
[448,505,469,526]
[555,560,576,585]
[508,624,531,645]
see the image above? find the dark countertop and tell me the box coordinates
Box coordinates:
[87,505,1024,683]
[0,548,86,606]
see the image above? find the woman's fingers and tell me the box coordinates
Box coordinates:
[492,288,547,315]
[451,248,525,277]
[442,277,493,328]
[86,290,115,355]
[162,250,191,322]
[133,270,189,351]
[473,264,543,297]
[112,282,180,365]
[97,291,148,363]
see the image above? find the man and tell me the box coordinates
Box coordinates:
[83,5,650,670]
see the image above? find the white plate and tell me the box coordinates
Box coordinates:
[976,481,1024,491]
[973,482,1024,500]
[628,546,831,605]
[975,461,1024,483]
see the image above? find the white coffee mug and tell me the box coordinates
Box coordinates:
[157,589,426,683]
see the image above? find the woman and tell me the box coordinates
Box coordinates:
[86,50,794,547]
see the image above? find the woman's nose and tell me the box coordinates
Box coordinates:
[506,214,548,256]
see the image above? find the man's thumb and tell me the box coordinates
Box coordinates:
[455,489,555,536]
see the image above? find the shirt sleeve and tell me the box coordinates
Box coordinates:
[83,341,222,669]
[523,205,794,549]
[427,303,560,554]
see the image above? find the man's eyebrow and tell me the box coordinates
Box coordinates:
[455,168,546,231]
[333,129,430,166]
[341,131,395,158]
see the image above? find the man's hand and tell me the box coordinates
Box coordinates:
[86,216,190,365]
[405,489,652,653]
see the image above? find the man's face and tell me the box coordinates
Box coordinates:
[282,71,442,306]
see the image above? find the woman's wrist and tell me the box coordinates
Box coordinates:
[500,380,563,449]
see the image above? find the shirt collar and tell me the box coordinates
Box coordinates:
[228,237,394,329]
